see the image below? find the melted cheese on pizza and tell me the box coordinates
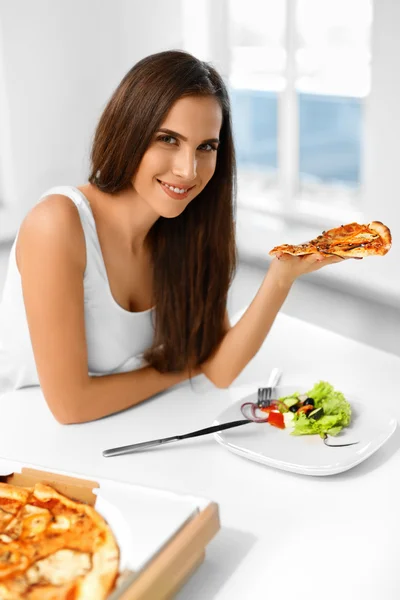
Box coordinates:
[26,549,91,586]
[0,482,119,600]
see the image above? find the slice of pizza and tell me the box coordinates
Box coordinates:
[0,482,120,600]
[269,221,392,259]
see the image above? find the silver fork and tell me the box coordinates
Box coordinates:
[257,367,282,407]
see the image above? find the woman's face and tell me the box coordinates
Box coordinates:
[132,95,223,218]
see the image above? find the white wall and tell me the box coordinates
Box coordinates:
[0,0,182,219]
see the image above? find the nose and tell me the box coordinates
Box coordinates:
[171,148,197,181]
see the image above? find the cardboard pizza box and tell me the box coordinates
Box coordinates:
[0,458,220,599]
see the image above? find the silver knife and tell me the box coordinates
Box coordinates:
[103,418,253,457]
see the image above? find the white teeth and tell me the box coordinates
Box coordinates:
[160,181,188,194]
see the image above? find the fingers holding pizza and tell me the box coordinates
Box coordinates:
[274,251,346,262]
[269,251,347,285]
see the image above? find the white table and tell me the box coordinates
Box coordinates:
[1,312,400,600]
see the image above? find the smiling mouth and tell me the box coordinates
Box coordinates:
[157,179,195,194]
[157,180,197,202]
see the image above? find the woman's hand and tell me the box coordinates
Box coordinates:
[269,251,354,289]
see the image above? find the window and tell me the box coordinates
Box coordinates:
[296,0,372,196]
[182,0,372,227]
[230,0,372,222]
[229,0,285,190]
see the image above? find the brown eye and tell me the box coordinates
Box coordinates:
[158,135,177,145]
[198,143,217,152]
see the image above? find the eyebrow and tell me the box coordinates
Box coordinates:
[157,128,220,145]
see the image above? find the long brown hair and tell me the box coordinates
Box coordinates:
[88,50,237,373]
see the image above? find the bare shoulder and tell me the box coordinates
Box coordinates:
[15,194,90,423]
[16,194,86,273]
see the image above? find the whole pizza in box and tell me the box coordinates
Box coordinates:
[0,482,119,599]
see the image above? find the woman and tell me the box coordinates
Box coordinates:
[0,50,344,424]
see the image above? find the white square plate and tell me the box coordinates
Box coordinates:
[213,385,397,476]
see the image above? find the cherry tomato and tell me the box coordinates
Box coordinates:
[267,411,285,429]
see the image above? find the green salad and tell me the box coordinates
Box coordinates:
[279,381,352,438]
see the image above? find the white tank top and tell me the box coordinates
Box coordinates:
[0,185,155,395]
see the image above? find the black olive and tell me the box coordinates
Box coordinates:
[304,398,315,406]
[289,405,299,413]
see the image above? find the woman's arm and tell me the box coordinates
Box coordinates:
[200,252,344,388]
[17,196,199,425]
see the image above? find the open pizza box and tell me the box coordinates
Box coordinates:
[0,457,220,599]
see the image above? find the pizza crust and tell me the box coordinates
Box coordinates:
[0,483,31,506]
[369,221,392,251]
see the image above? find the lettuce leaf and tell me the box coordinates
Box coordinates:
[280,381,351,437]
